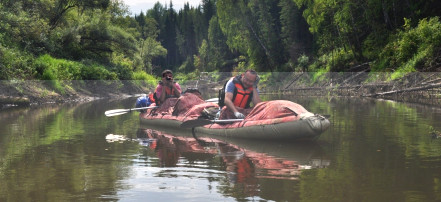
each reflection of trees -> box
[293,97,441,201]
[0,100,141,201]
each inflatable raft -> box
[139,92,330,140]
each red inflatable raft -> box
[139,92,330,140]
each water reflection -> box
[109,128,329,178]
[105,128,329,200]
[2,96,441,201]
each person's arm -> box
[154,84,162,101]
[224,80,238,113]
[225,92,245,119]
[224,92,238,114]
[159,84,167,103]
[172,83,181,97]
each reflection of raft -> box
[139,92,330,141]
[133,128,331,180]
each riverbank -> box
[0,80,152,107]
[275,72,441,106]
[2,72,441,107]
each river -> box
[1,95,441,201]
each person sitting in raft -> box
[154,69,182,105]
[222,69,261,119]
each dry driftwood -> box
[421,78,441,85]
[363,82,441,97]
[0,96,30,106]
[284,73,305,90]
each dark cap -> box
[162,69,173,77]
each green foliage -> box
[233,56,252,73]
[0,46,35,79]
[2,0,441,81]
[178,56,196,73]
[110,62,133,80]
[80,63,118,80]
[256,72,276,89]
[311,68,329,83]
[194,40,209,72]
[297,54,309,72]
[35,54,81,80]
[207,17,232,72]
[34,54,118,81]
[328,49,355,72]
[362,30,389,60]
[0,2,50,54]
[174,69,200,83]
[132,71,158,87]
[375,17,441,76]
[137,37,167,73]
[307,48,354,72]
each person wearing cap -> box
[223,69,261,119]
[154,69,181,105]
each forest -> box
[1,0,441,86]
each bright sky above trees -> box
[122,0,201,14]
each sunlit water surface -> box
[1,95,441,201]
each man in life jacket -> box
[224,69,261,119]
[154,69,181,105]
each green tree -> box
[207,16,233,72]
[279,0,313,69]
[49,0,111,29]
[138,37,167,73]
[217,0,281,71]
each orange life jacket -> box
[148,93,156,103]
[154,82,177,105]
[163,86,176,97]
[232,75,254,108]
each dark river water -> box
[1,95,441,201]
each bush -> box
[81,64,118,80]
[306,48,354,73]
[375,17,441,74]
[34,54,81,80]
[0,46,35,79]
[34,54,118,80]
[132,71,157,87]
[175,70,200,83]
[110,61,133,80]
[297,54,309,72]
[327,48,355,72]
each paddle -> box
[105,106,158,117]
[104,97,217,117]
[205,98,219,103]
[181,118,244,128]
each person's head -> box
[162,69,173,80]
[241,69,258,88]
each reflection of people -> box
[224,70,261,119]
[154,70,181,105]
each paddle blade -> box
[180,119,213,128]
[105,109,129,117]
[205,98,219,103]
[105,106,158,117]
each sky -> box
[121,0,202,15]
